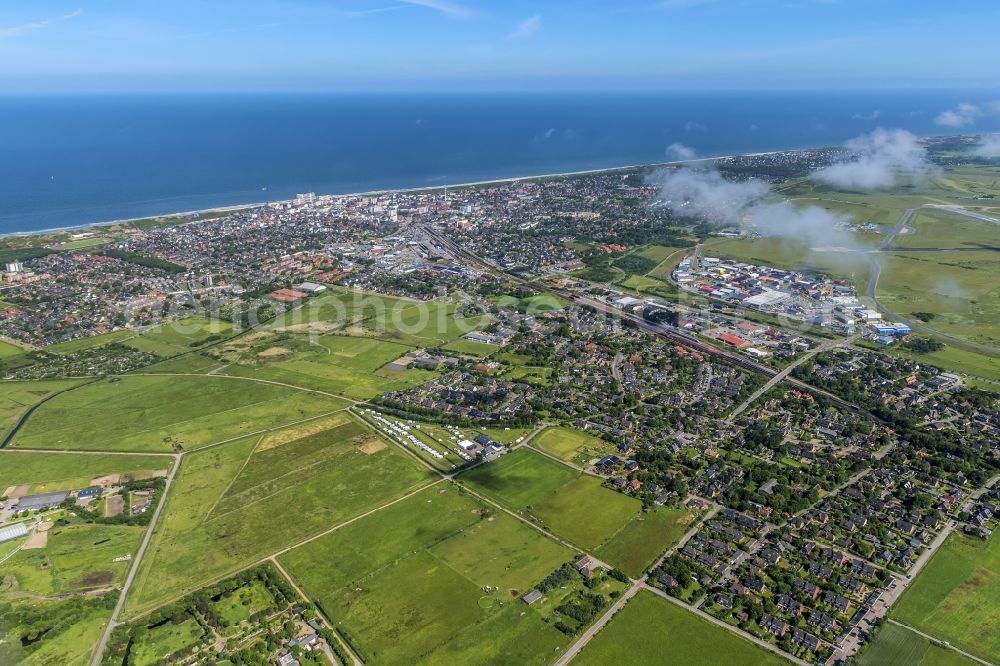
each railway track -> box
[423,225,872,417]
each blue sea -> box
[2,90,999,234]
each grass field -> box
[2,523,145,596]
[532,426,617,466]
[0,379,87,442]
[10,375,347,452]
[0,451,172,493]
[125,317,233,356]
[4,602,113,666]
[280,484,573,665]
[895,208,1000,250]
[594,506,700,578]
[442,338,499,357]
[858,623,976,666]
[212,579,276,628]
[460,449,644,552]
[574,590,788,666]
[45,330,134,354]
[132,351,222,374]
[220,333,437,400]
[0,339,27,358]
[891,532,1000,662]
[130,614,205,666]
[875,250,1000,348]
[124,416,433,616]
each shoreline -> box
[0,151,786,240]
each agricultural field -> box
[124,416,433,616]
[0,450,172,494]
[0,378,87,442]
[891,532,1000,663]
[858,623,976,666]
[131,351,222,374]
[574,590,788,666]
[9,375,347,452]
[460,448,643,552]
[1,523,145,596]
[279,484,573,665]
[532,426,617,467]
[125,316,233,356]
[489,293,567,314]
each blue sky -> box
[1,0,999,92]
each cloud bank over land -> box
[648,159,852,248]
[811,129,938,192]
[975,134,1000,158]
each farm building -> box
[76,486,103,500]
[15,491,69,511]
[0,522,28,544]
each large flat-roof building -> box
[16,491,69,511]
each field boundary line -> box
[201,433,266,523]
[121,476,444,624]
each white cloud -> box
[509,14,541,39]
[975,134,1000,158]
[0,8,82,39]
[812,128,938,192]
[935,101,1000,128]
[648,163,854,247]
[852,110,881,121]
[666,142,697,161]
[398,0,475,19]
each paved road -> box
[727,335,856,422]
[553,583,642,666]
[90,453,182,666]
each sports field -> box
[891,532,1000,662]
[0,379,87,442]
[10,375,347,452]
[574,590,788,666]
[857,623,976,666]
[279,484,573,665]
[124,416,433,616]
[0,450,172,493]
[460,448,644,552]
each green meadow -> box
[280,484,572,665]
[124,417,433,616]
[10,375,347,452]
[2,523,145,596]
[574,590,788,666]
[460,448,648,555]
[532,426,617,467]
[0,451,172,493]
[0,379,88,442]
[892,532,1000,662]
[858,623,976,666]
